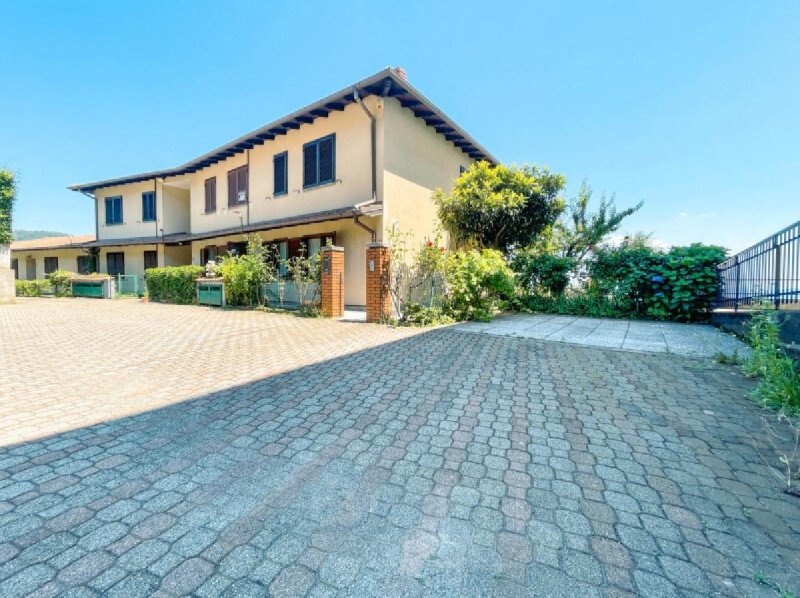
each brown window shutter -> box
[288,238,302,259]
[228,171,236,206]
[240,167,248,201]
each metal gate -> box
[116,274,140,296]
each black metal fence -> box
[716,220,800,310]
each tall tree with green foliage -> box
[555,180,643,261]
[0,170,16,245]
[433,161,565,251]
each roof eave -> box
[68,68,496,194]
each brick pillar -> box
[366,242,391,323]
[320,246,344,318]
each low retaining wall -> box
[0,268,14,303]
[712,310,800,356]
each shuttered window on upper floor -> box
[274,152,288,196]
[303,134,335,189]
[142,191,156,222]
[204,177,217,213]
[105,196,123,225]
[227,165,248,207]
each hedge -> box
[16,279,52,297]
[589,243,726,321]
[144,266,204,304]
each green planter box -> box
[71,278,112,299]
[197,280,225,307]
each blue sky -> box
[0,0,797,253]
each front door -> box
[11,258,18,279]
[107,252,125,276]
[25,258,36,280]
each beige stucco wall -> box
[164,244,192,267]
[9,248,88,279]
[162,184,190,235]
[381,97,474,249]
[189,217,376,306]
[94,180,191,241]
[183,97,381,236]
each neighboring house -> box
[65,67,494,307]
[9,235,96,280]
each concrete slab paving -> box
[455,314,749,358]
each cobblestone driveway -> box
[0,299,423,445]
[1,300,799,596]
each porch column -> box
[366,242,391,322]
[320,246,344,318]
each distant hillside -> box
[12,229,71,241]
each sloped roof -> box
[11,235,95,251]
[69,68,496,193]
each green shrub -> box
[589,243,725,321]
[512,251,575,296]
[219,235,275,306]
[0,170,15,245]
[743,310,800,412]
[402,303,454,326]
[145,265,204,304]
[445,249,515,321]
[47,270,74,297]
[15,279,52,297]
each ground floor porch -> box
[187,216,377,307]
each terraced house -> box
[20,68,494,307]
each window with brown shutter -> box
[144,250,158,270]
[228,165,248,207]
[44,257,58,275]
[204,177,216,213]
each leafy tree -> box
[0,170,16,245]
[554,180,643,261]
[433,162,565,251]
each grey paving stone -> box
[0,304,796,597]
[160,557,214,594]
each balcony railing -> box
[716,220,800,311]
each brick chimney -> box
[393,66,407,80]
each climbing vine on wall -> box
[0,170,15,245]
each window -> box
[227,165,248,206]
[142,191,156,222]
[77,255,92,275]
[273,152,288,196]
[44,257,58,275]
[303,134,335,188]
[105,196,123,225]
[227,241,247,256]
[200,245,219,265]
[204,177,217,213]
[460,165,468,175]
[107,252,125,276]
[144,250,158,270]
[11,258,18,279]
[266,233,335,278]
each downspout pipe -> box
[352,87,377,201]
[80,190,98,242]
[353,215,376,242]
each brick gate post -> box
[366,242,391,323]
[320,246,344,318]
